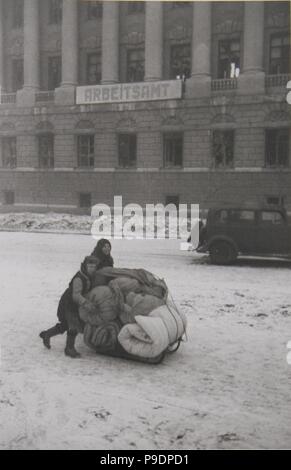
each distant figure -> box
[187,219,205,246]
[91,238,114,269]
[39,256,99,358]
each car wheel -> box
[209,240,237,265]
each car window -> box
[214,210,228,223]
[229,210,255,223]
[261,211,284,225]
[214,209,255,224]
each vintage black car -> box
[195,206,291,265]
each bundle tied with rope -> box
[79,267,187,363]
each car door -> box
[226,209,257,253]
[256,210,290,254]
[207,209,229,240]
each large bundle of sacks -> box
[79,268,187,363]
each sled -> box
[95,342,166,365]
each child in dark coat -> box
[39,256,99,358]
[91,238,114,269]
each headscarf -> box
[91,239,114,269]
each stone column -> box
[238,2,265,95]
[55,0,79,105]
[145,1,163,81]
[101,1,119,84]
[187,1,211,98]
[17,0,40,106]
[0,0,4,93]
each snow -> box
[0,212,93,234]
[0,211,194,240]
[0,231,291,450]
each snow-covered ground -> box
[0,231,291,450]
[0,211,194,238]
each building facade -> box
[0,0,290,213]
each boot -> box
[65,331,81,358]
[39,324,64,350]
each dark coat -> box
[57,268,93,332]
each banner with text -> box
[76,80,182,105]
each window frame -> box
[11,58,24,92]
[1,137,17,169]
[265,195,285,207]
[3,190,15,205]
[212,129,235,169]
[38,134,55,169]
[86,52,102,85]
[269,32,290,75]
[118,133,137,168]
[79,192,92,209]
[77,134,95,169]
[217,37,241,79]
[169,43,191,80]
[265,128,289,168]
[48,55,62,90]
[126,48,145,83]
[163,132,184,168]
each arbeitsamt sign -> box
[76,80,182,105]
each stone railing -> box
[0,93,17,105]
[35,91,55,103]
[211,78,238,92]
[265,74,291,88]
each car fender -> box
[207,235,239,254]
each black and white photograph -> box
[0,0,291,452]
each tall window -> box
[218,39,240,78]
[12,59,24,92]
[127,2,145,14]
[87,1,103,20]
[170,44,191,79]
[265,129,289,167]
[39,134,54,169]
[87,53,101,84]
[12,0,23,28]
[163,133,183,168]
[265,195,285,207]
[77,135,95,168]
[1,137,17,168]
[3,191,15,205]
[212,130,234,168]
[269,34,290,74]
[165,195,180,208]
[126,49,145,82]
[48,56,62,90]
[79,193,92,208]
[118,134,137,168]
[49,0,62,25]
